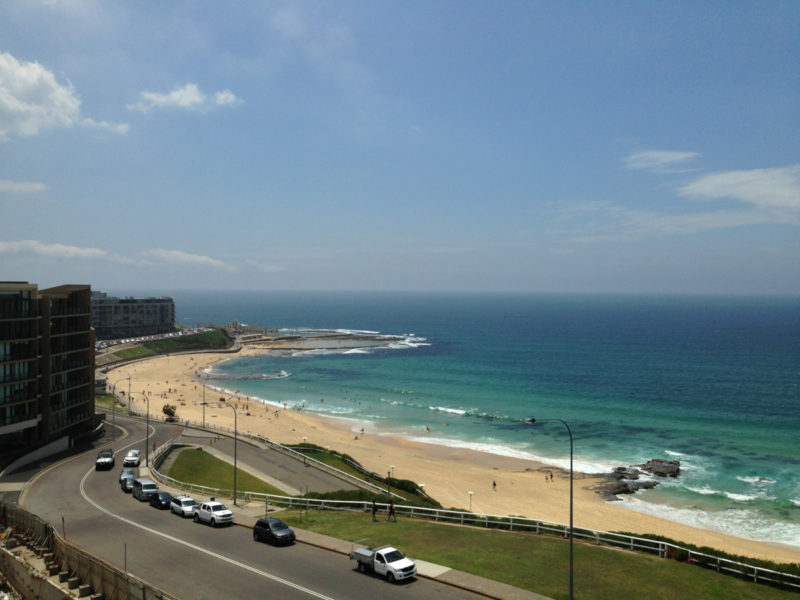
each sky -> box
[1,1,798,295]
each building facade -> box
[91,292,175,340]
[0,282,95,453]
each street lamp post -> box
[144,393,151,467]
[202,384,206,428]
[468,490,473,512]
[528,417,574,600]
[225,402,238,506]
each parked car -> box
[192,499,233,527]
[349,544,417,583]
[253,518,295,545]
[123,449,140,467]
[118,467,135,482]
[170,495,198,518]
[120,474,135,493]
[132,478,158,501]
[149,491,173,510]
[95,449,115,470]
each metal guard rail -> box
[139,417,800,592]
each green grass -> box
[167,447,287,496]
[279,510,797,600]
[143,329,233,353]
[115,346,155,359]
[287,444,438,506]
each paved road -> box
[172,428,362,495]
[20,415,487,600]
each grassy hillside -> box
[142,328,233,353]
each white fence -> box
[139,414,800,593]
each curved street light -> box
[224,401,238,506]
[528,417,574,600]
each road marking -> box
[79,468,337,600]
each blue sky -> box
[1,1,798,294]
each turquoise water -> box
[170,291,800,546]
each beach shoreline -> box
[104,346,800,565]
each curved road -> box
[21,415,481,600]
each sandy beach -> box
[105,348,800,565]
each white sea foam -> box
[401,434,616,474]
[664,449,686,457]
[736,475,775,485]
[620,496,800,547]
[429,406,468,416]
[686,485,719,496]
[791,499,800,508]
[724,492,760,502]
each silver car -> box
[123,449,140,467]
[170,495,198,517]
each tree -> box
[162,403,177,418]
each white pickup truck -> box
[192,499,234,527]
[349,541,417,583]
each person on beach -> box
[493,480,496,491]
[387,502,397,522]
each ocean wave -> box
[664,449,686,457]
[686,485,719,496]
[791,499,800,508]
[620,496,800,546]
[429,406,468,416]
[724,492,761,502]
[736,475,775,485]
[401,434,616,474]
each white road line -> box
[79,460,337,599]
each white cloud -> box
[213,89,238,106]
[0,52,129,140]
[560,163,800,243]
[127,83,240,112]
[679,165,800,223]
[143,248,234,270]
[0,179,47,193]
[0,239,134,262]
[624,150,699,173]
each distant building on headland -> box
[91,292,175,340]
[0,282,96,455]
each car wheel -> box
[193,513,199,522]
[211,518,216,528]
[358,562,366,573]
[387,572,395,583]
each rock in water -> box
[640,459,680,477]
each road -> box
[21,415,482,600]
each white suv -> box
[170,495,198,518]
[192,500,233,527]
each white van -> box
[132,478,158,502]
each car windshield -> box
[211,505,228,511]
[384,550,405,562]
[181,499,196,506]
[271,520,289,530]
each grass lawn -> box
[143,328,232,353]
[114,346,155,360]
[167,447,287,496]
[279,510,797,600]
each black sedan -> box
[149,491,173,510]
[253,518,295,545]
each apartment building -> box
[91,292,175,340]
[0,282,95,453]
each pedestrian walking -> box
[372,500,378,521]
[387,502,397,522]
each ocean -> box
[167,291,799,548]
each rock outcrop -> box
[594,458,680,501]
